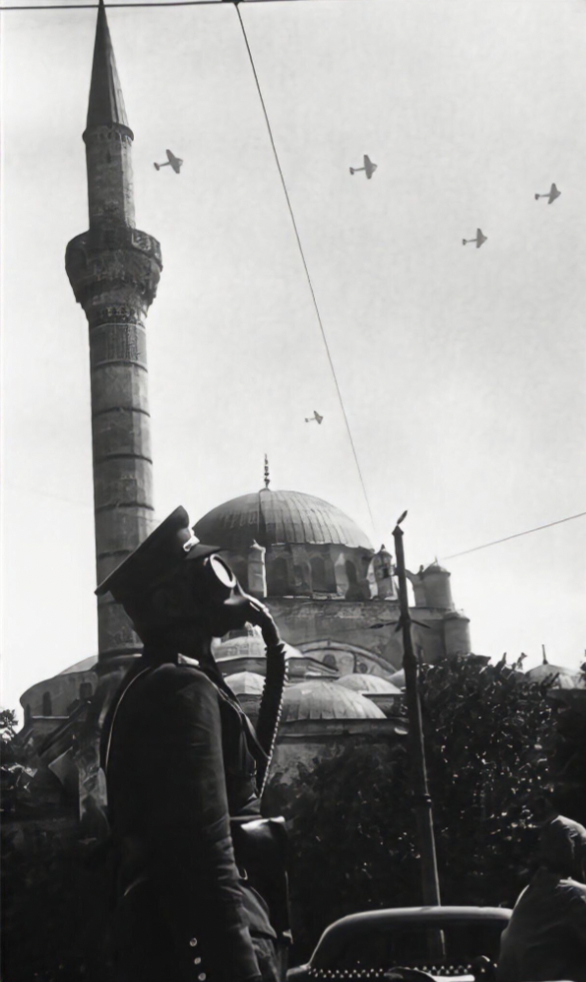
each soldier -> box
[497,814,586,981]
[97,507,290,982]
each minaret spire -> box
[66,2,162,664]
[86,0,131,134]
[263,454,271,490]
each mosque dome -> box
[193,488,372,553]
[337,674,401,694]
[281,681,385,722]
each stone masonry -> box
[66,1,162,661]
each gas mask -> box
[187,553,256,637]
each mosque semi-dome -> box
[193,488,373,552]
[388,669,405,688]
[224,671,266,695]
[336,674,401,695]
[281,681,385,722]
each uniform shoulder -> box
[563,876,586,903]
[140,661,219,701]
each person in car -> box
[496,814,586,982]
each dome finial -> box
[263,454,271,490]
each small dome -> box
[225,671,265,695]
[526,664,581,689]
[337,674,401,694]
[422,562,450,576]
[388,669,405,688]
[194,489,372,552]
[281,681,385,722]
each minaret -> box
[66,0,162,664]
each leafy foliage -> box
[1,710,112,981]
[1,710,22,770]
[419,658,554,905]
[2,822,113,982]
[1,709,19,743]
[270,739,420,960]
[547,690,586,825]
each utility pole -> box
[393,513,445,961]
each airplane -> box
[462,228,487,248]
[154,149,183,174]
[535,183,560,204]
[349,155,377,180]
[305,411,324,425]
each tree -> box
[419,658,554,906]
[547,688,586,825]
[1,709,29,807]
[1,708,18,736]
[271,659,556,961]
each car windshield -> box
[316,920,507,970]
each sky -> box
[1,0,585,718]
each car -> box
[287,906,513,982]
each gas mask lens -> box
[205,555,237,597]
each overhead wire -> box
[234,3,379,539]
[441,510,586,561]
[1,2,221,7]
[4,482,94,509]
[0,0,359,11]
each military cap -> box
[95,506,220,603]
[540,815,586,878]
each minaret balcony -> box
[65,227,162,311]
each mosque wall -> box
[20,672,98,722]
[267,719,407,791]
[268,598,455,671]
[84,124,135,228]
[262,544,372,600]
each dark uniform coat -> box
[496,869,586,982]
[103,654,282,982]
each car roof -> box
[311,907,511,965]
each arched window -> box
[267,557,289,596]
[42,692,52,716]
[311,556,327,593]
[293,564,311,595]
[80,682,93,701]
[345,560,357,584]
[344,559,365,600]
